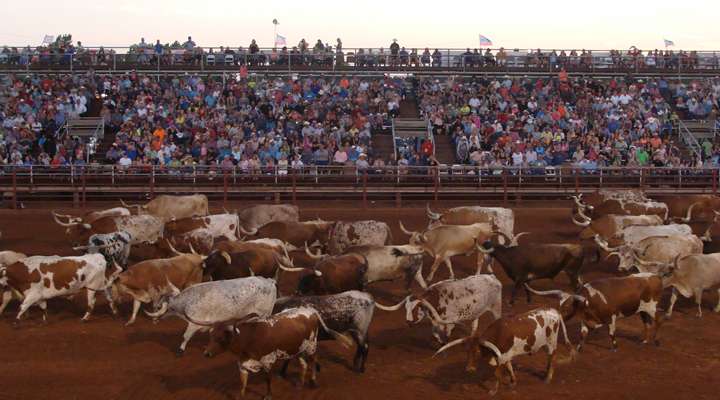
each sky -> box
[2,0,718,51]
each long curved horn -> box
[166,239,186,256]
[577,207,592,222]
[475,239,494,254]
[572,214,591,227]
[238,225,258,236]
[679,202,700,223]
[220,251,232,265]
[426,204,441,221]
[606,251,620,260]
[375,296,410,311]
[512,232,530,245]
[433,337,470,358]
[52,211,78,227]
[524,284,568,299]
[119,199,142,214]
[188,242,198,255]
[480,340,503,361]
[398,221,415,236]
[593,235,619,252]
[144,301,169,318]
[304,243,324,260]
[572,195,587,210]
[419,299,455,324]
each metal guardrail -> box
[1,47,719,75]
[677,120,703,159]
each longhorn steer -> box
[242,220,333,248]
[296,253,369,295]
[73,231,133,268]
[572,190,649,212]
[480,233,587,304]
[236,204,300,232]
[121,194,209,222]
[202,246,313,282]
[672,202,720,241]
[273,291,376,372]
[658,253,720,318]
[664,194,720,220]
[164,213,241,241]
[399,221,499,282]
[203,307,351,399]
[527,273,664,351]
[343,245,427,289]
[327,220,393,255]
[112,248,206,325]
[434,307,573,395]
[608,234,704,273]
[52,207,131,225]
[144,276,277,355]
[0,254,121,321]
[594,223,693,251]
[426,205,514,238]
[53,213,164,246]
[376,274,502,344]
[572,214,664,240]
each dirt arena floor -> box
[1,200,719,400]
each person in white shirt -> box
[511,149,524,167]
[118,153,132,169]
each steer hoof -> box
[175,349,185,357]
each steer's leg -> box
[82,290,97,321]
[297,357,308,387]
[126,299,142,326]
[488,365,503,396]
[505,362,517,387]
[545,350,556,383]
[177,322,204,355]
[471,319,479,336]
[608,315,618,351]
[426,256,443,282]
[308,352,319,388]
[104,287,118,315]
[695,289,704,318]
[666,288,678,318]
[0,290,13,315]
[264,369,273,400]
[238,365,249,398]
[714,289,720,313]
[16,294,40,322]
[444,257,455,280]
[577,322,589,352]
[38,301,48,323]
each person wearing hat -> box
[356,152,369,171]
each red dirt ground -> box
[1,200,719,400]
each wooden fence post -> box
[11,169,17,210]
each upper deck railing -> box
[1,46,719,75]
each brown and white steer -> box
[575,199,668,220]
[426,204,514,238]
[327,220,393,255]
[237,204,300,232]
[572,190,649,212]
[164,212,241,241]
[656,253,720,318]
[572,214,664,240]
[664,194,720,220]
[376,274,502,344]
[53,213,164,247]
[0,254,121,321]
[526,273,664,351]
[594,223,693,251]
[202,246,312,282]
[242,220,334,248]
[203,307,351,399]
[121,194,209,222]
[52,207,131,225]
[0,251,27,267]
[399,221,498,282]
[434,307,573,395]
[112,249,206,325]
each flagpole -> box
[272,19,279,48]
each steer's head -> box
[204,324,234,358]
[524,284,587,320]
[52,211,93,245]
[606,245,636,271]
[398,221,427,246]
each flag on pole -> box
[41,35,55,45]
[478,34,493,47]
[663,38,675,47]
[275,34,287,47]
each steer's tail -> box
[314,311,353,349]
[556,315,577,364]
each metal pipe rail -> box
[1,165,717,207]
[1,46,719,76]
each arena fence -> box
[1,47,719,76]
[1,165,717,208]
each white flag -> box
[478,34,493,47]
[663,38,675,47]
[41,35,55,45]
[275,34,287,47]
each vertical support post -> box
[362,172,368,210]
[150,166,155,199]
[291,171,297,205]
[395,192,401,208]
[274,192,280,204]
[223,171,228,208]
[11,169,17,210]
[502,171,508,206]
[713,169,718,195]
[82,168,87,208]
[575,170,579,195]
[433,167,439,203]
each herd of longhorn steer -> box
[1,190,720,398]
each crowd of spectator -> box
[1,68,719,174]
[0,71,404,173]
[2,35,720,71]
[418,76,720,170]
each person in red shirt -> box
[421,139,434,157]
